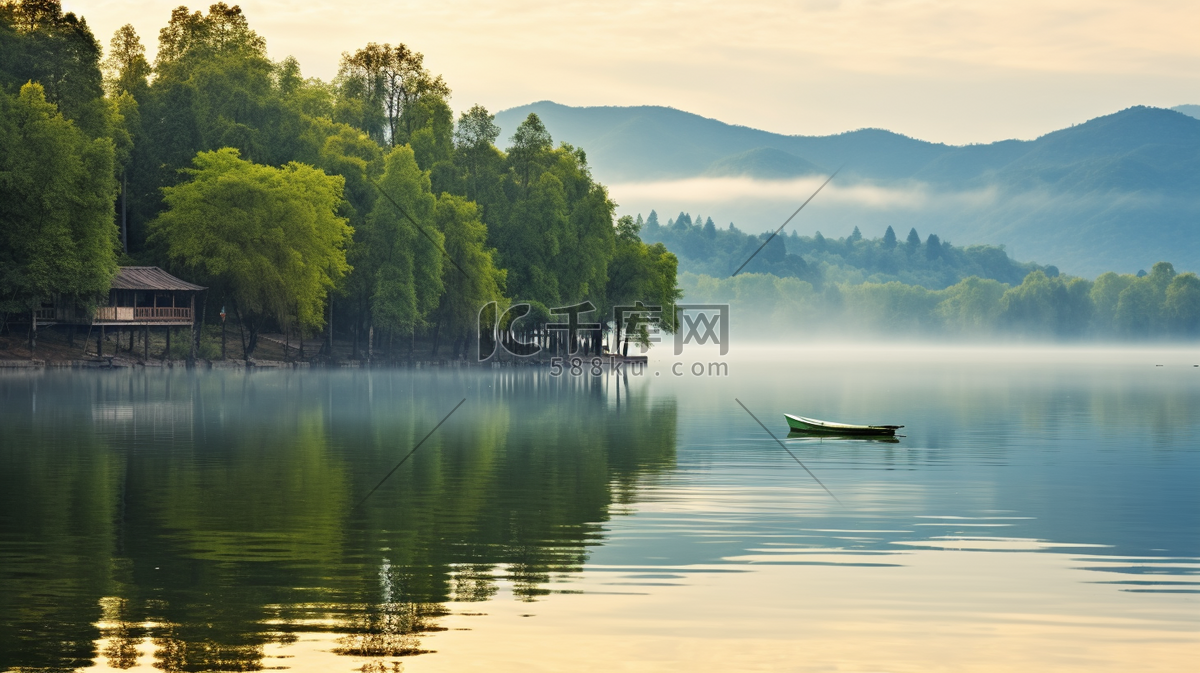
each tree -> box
[905,227,920,251]
[0,0,108,137]
[882,225,897,249]
[430,194,506,356]
[1089,271,1134,334]
[1165,272,1200,335]
[101,23,149,97]
[0,83,118,329]
[150,148,351,356]
[1000,270,1092,337]
[335,41,449,147]
[507,113,552,194]
[925,233,941,260]
[356,145,443,339]
[936,276,1005,332]
[606,215,681,351]
[850,226,862,242]
[454,104,500,202]
[154,3,266,71]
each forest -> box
[1,1,1196,360]
[0,1,679,359]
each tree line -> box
[683,261,1200,339]
[0,1,680,359]
[640,211,1051,289]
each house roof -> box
[111,267,206,292]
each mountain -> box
[495,102,1200,276]
[704,147,823,179]
[1173,104,1200,120]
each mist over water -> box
[1,345,1197,671]
[610,176,1199,276]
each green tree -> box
[454,104,501,202]
[1164,272,1200,336]
[1000,270,1092,337]
[925,233,941,260]
[1089,271,1134,334]
[936,276,1006,333]
[0,0,108,137]
[357,145,443,339]
[1113,262,1175,337]
[150,147,351,355]
[882,225,897,249]
[335,41,449,148]
[606,215,681,349]
[430,194,506,356]
[905,227,920,251]
[0,82,118,327]
[101,23,150,97]
[508,113,552,195]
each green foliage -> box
[1165,272,1200,335]
[681,262,1195,340]
[334,41,449,147]
[356,146,443,334]
[642,216,1043,289]
[3,5,677,357]
[999,270,1092,336]
[150,148,351,352]
[0,0,108,137]
[432,194,506,351]
[0,82,117,315]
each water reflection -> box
[0,369,676,672]
[0,351,1197,672]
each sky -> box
[63,0,1200,145]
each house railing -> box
[93,307,191,322]
[134,307,191,320]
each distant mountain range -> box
[495,102,1200,277]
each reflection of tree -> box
[0,369,678,668]
[99,597,142,669]
[334,558,445,657]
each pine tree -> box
[906,227,921,250]
[883,225,897,249]
[925,233,941,260]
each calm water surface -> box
[1,346,1198,672]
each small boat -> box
[784,414,903,437]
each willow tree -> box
[150,147,351,356]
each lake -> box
[2,346,1198,672]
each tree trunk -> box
[233,301,248,360]
[431,317,442,356]
[326,295,334,359]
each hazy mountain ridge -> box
[497,102,1200,190]
[495,102,1200,275]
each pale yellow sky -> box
[64,0,1200,144]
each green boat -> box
[784,414,903,437]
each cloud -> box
[609,177,998,211]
